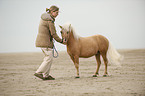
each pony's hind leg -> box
[101,53,109,77]
[93,52,101,77]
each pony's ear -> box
[69,24,71,32]
[59,25,63,29]
[69,24,71,28]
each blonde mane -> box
[62,23,80,40]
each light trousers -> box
[36,48,53,77]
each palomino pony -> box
[59,24,123,78]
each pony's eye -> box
[60,31,62,34]
[67,32,69,34]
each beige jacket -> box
[35,13,62,48]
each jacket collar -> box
[41,12,55,22]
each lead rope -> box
[52,40,59,58]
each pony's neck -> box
[67,32,76,46]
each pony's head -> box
[59,24,72,43]
[59,23,79,43]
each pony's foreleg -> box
[73,56,80,78]
[93,53,101,77]
[70,55,80,78]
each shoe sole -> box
[34,73,45,80]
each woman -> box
[34,5,64,80]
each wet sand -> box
[0,49,145,96]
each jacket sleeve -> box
[48,21,63,43]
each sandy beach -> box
[0,49,145,96]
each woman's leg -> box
[35,48,53,77]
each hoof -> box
[103,74,108,77]
[93,75,97,77]
[75,76,80,78]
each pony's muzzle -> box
[63,38,67,43]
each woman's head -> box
[46,5,59,18]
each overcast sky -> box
[0,0,145,53]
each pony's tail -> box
[107,42,124,67]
